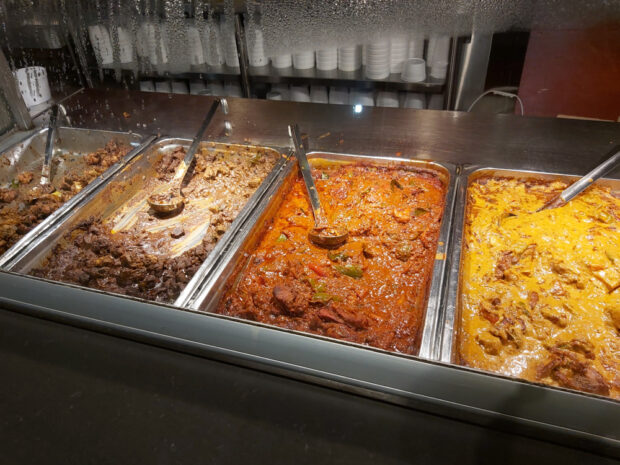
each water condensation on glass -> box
[259,0,620,56]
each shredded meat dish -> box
[31,145,279,303]
[215,161,447,354]
[0,141,130,256]
[459,177,620,398]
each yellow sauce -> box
[459,177,620,398]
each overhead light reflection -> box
[353,104,363,114]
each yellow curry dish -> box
[458,176,620,399]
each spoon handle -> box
[173,98,223,181]
[559,145,620,204]
[289,123,326,227]
[41,105,59,185]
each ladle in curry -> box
[537,145,620,211]
[288,123,348,248]
[147,98,226,214]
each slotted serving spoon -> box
[289,123,348,248]
[537,145,620,211]
[147,98,227,214]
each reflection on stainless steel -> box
[0,127,149,268]
[440,166,620,389]
[184,151,456,361]
[6,137,286,307]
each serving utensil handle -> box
[289,124,327,227]
[559,145,620,204]
[41,104,59,184]
[174,98,224,181]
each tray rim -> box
[0,127,153,269]
[439,164,620,403]
[183,150,458,361]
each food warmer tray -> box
[183,151,457,360]
[0,127,154,268]
[440,166,620,396]
[4,137,288,308]
[0,163,618,456]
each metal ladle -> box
[147,98,227,214]
[537,145,620,211]
[289,123,348,248]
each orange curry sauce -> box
[216,160,446,354]
[459,177,620,398]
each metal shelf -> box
[94,66,242,83]
[248,64,446,93]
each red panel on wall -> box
[518,24,620,120]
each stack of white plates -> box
[186,22,206,66]
[139,80,155,92]
[171,80,189,94]
[389,36,408,74]
[376,91,399,107]
[271,84,290,100]
[290,85,311,102]
[266,91,283,100]
[402,92,425,109]
[203,18,225,66]
[272,54,292,68]
[427,34,450,80]
[401,58,426,83]
[338,45,362,72]
[408,33,425,59]
[310,85,328,103]
[220,18,239,68]
[189,80,206,95]
[207,81,225,96]
[247,28,269,67]
[155,80,172,93]
[329,86,349,105]
[293,51,315,70]
[349,89,374,106]
[316,48,337,71]
[224,81,243,97]
[365,40,390,80]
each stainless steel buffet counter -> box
[1,89,619,459]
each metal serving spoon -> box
[147,98,226,214]
[538,145,620,211]
[289,123,348,248]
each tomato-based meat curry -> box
[216,160,447,354]
[459,176,620,398]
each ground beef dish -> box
[459,176,620,398]
[0,141,130,255]
[31,145,279,303]
[215,161,447,354]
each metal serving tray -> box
[440,166,620,400]
[184,152,457,360]
[0,127,151,267]
[5,137,286,307]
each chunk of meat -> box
[490,316,526,348]
[0,188,18,203]
[84,152,101,165]
[494,251,519,279]
[273,284,307,316]
[540,305,568,328]
[537,349,609,396]
[553,339,595,359]
[528,291,539,309]
[17,171,34,184]
[477,331,502,355]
